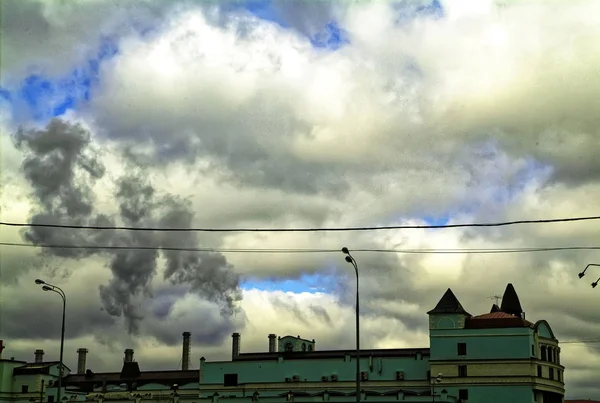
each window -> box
[531,345,535,356]
[308,345,313,351]
[557,371,561,382]
[549,368,554,380]
[284,342,294,352]
[458,365,467,377]
[301,343,306,351]
[541,346,547,361]
[224,374,238,387]
[457,343,467,356]
[48,396,55,403]
[458,389,469,400]
[21,385,29,393]
[537,365,542,377]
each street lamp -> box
[432,373,442,402]
[341,247,360,403]
[35,279,66,403]
[578,264,600,288]
[578,264,600,279]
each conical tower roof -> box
[500,283,523,316]
[427,288,471,316]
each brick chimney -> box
[124,349,134,363]
[268,334,277,353]
[77,348,88,374]
[231,333,240,360]
[182,332,191,371]
[34,349,44,363]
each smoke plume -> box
[13,119,114,258]
[15,118,243,334]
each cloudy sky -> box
[1,0,600,398]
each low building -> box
[1,283,565,403]
[0,345,78,403]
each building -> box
[1,283,565,403]
[0,344,78,403]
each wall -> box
[201,355,430,385]
[430,327,533,360]
[442,385,534,403]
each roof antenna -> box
[487,295,502,305]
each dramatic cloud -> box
[12,119,242,334]
[1,0,600,399]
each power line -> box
[1,214,600,233]
[1,241,600,254]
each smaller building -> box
[0,344,78,403]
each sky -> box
[1,0,600,398]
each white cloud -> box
[2,0,600,398]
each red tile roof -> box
[465,311,534,329]
[471,312,520,320]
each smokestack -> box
[34,349,44,363]
[232,333,240,360]
[124,349,134,363]
[77,348,88,374]
[268,334,277,353]
[182,332,191,371]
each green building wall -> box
[201,355,430,385]
[429,327,534,360]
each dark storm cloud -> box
[13,119,243,336]
[93,90,350,196]
[1,287,115,340]
[98,172,243,334]
[157,196,243,316]
[13,119,115,258]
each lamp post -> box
[35,279,66,403]
[578,264,600,288]
[432,373,442,402]
[341,247,360,403]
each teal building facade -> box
[0,283,564,403]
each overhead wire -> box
[1,241,600,254]
[1,214,600,233]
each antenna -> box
[487,295,502,305]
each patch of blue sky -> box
[0,88,11,102]
[310,21,349,50]
[6,37,120,123]
[224,0,348,50]
[393,0,444,25]
[237,0,286,26]
[422,214,452,226]
[242,271,341,294]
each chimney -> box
[34,349,44,363]
[182,332,191,371]
[231,333,240,360]
[77,348,88,374]
[124,349,134,363]
[268,334,277,353]
[0,340,5,358]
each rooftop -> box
[427,288,471,316]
